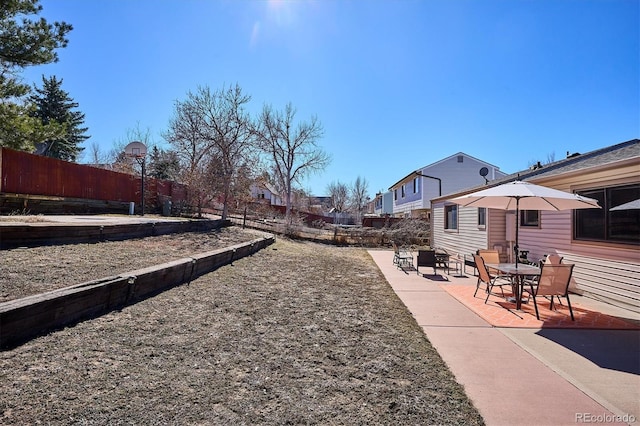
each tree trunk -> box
[285,179,292,224]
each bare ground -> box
[0,227,484,425]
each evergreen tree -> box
[0,0,72,151]
[29,75,89,161]
[147,145,180,180]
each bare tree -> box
[327,180,348,213]
[195,84,256,219]
[87,141,108,166]
[165,84,256,219]
[349,175,370,223]
[546,151,556,164]
[528,151,556,169]
[164,97,215,215]
[253,102,331,223]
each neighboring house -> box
[373,191,394,215]
[389,152,506,218]
[431,138,640,312]
[307,196,333,211]
[250,180,284,206]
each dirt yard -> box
[0,227,484,425]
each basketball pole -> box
[139,156,145,216]
[124,141,147,216]
[131,155,146,215]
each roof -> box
[254,179,281,196]
[418,151,504,171]
[432,138,640,201]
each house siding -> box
[433,202,490,257]
[487,209,508,260]
[394,199,424,217]
[374,191,394,215]
[432,142,640,312]
[519,161,640,311]
[424,159,499,202]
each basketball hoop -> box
[123,141,147,216]
[124,141,147,160]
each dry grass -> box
[0,227,259,301]
[0,228,484,425]
[0,214,50,223]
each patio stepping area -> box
[443,284,640,330]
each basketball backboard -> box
[124,141,147,159]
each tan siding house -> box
[431,139,640,312]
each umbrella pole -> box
[514,198,520,268]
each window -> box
[457,155,464,163]
[394,189,397,201]
[478,207,486,227]
[445,204,458,230]
[575,183,639,244]
[520,210,539,227]
[413,177,420,193]
[401,185,405,198]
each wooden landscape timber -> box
[0,218,230,249]
[0,193,133,215]
[0,235,275,349]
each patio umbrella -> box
[610,198,640,211]
[449,180,601,267]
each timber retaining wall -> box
[0,219,229,249]
[0,235,275,348]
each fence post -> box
[243,207,247,229]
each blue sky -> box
[24,0,639,196]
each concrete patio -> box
[369,249,640,426]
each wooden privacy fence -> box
[0,235,275,349]
[0,147,188,214]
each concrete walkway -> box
[368,249,640,426]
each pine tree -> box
[29,75,89,161]
[0,0,72,151]
[147,145,180,180]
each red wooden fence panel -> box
[0,147,187,208]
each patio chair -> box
[524,263,575,320]
[526,253,565,303]
[473,254,513,303]
[477,249,501,274]
[478,249,510,281]
[392,241,414,269]
[416,249,437,275]
[544,254,564,265]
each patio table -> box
[444,254,465,276]
[485,263,541,310]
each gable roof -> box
[433,138,640,201]
[419,151,504,171]
[254,179,281,196]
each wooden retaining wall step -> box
[0,219,229,249]
[0,235,275,349]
